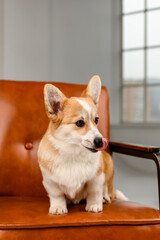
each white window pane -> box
[123,50,144,84]
[123,14,144,49]
[147,10,160,46]
[147,48,160,83]
[147,87,160,122]
[123,87,144,122]
[123,0,144,13]
[147,0,160,9]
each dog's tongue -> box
[95,138,108,151]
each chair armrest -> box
[109,141,160,154]
[109,141,160,212]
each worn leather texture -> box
[0,80,160,239]
[0,197,160,229]
[0,197,160,240]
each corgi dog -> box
[38,75,127,215]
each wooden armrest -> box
[109,141,160,154]
[109,141,160,212]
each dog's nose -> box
[94,137,103,148]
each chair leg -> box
[152,153,160,212]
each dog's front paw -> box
[49,206,68,215]
[85,204,102,213]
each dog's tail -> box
[115,189,128,201]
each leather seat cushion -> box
[0,197,160,230]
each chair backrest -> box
[0,80,110,197]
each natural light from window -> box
[122,0,160,123]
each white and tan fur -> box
[38,75,128,215]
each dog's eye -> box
[75,120,85,127]
[95,117,99,124]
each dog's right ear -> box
[44,84,66,120]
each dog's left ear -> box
[81,75,101,105]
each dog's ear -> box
[44,84,66,120]
[81,75,101,105]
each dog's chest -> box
[51,152,100,190]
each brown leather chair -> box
[0,80,160,240]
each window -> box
[121,0,160,123]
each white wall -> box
[51,0,112,87]
[110,0,121,124]
[0,0,114,84]
[1,0,51,81]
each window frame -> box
[121,0,160,124]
